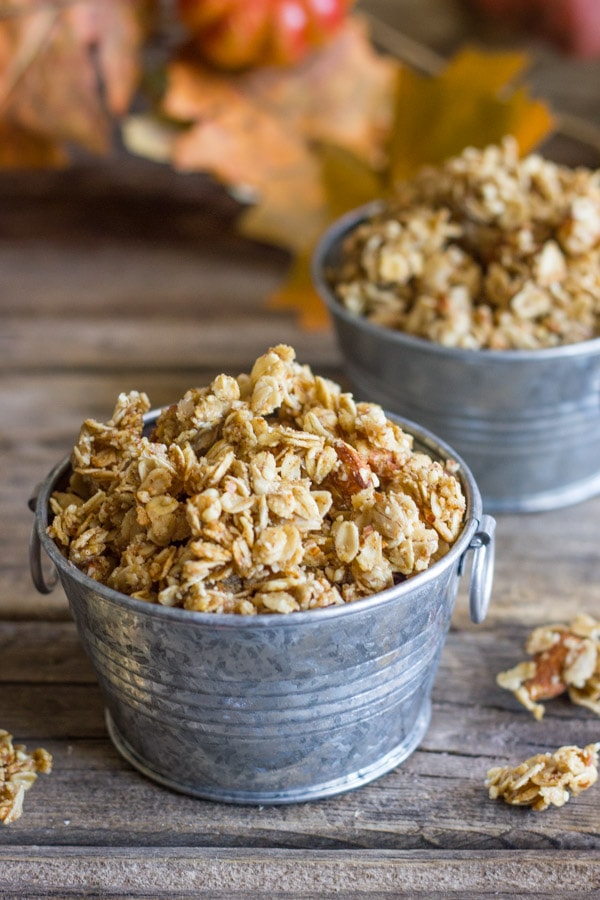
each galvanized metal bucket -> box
[30,411,495,805]
[313,203,600,514]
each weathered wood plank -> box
[0,237,286,318]
[1,316,340,374]
[0,622,95,683]
[1,734,599,852]
[1,847,600,897]
[1,622,599,855]
[0,159,288,321]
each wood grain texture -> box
[2,847,600,898]
[2,1,600,894]
[2,621,600,862]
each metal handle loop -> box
[28,488,59,595]
[466,514,496,624]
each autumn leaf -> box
[267,252,325,329]
[237,16,395,168]
[0,119,67,167]
[150,14,395,328]
[317,142,384,218]
[163,59,315,193]
[266,145,384,329]
[388,46,556,183]
[144,15,396,254]
[70,0,145,118]
[0,0,144,163]
[161,14,396,160]
[125,16,556,331]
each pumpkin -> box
[177,0,353,69]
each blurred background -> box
[2,0,599,333]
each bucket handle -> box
[28,486,59,595]
[461,514,496,625]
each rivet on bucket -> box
[29,413,495,804]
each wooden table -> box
[2,2,600,895]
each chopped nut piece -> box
[331,139,600,350]
[486,743,600,811]
[497,614,600,719]
[49,346,466,614]
[0,730,52,825]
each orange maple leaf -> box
[388,46,555,184]
[164,58,316,197]
[0,0,144,162]
[237,16,395,168]
[267,144,385,329]
[0,119,67,167]
[158,15,397,255]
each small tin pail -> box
[30,411,495,805]
[313,203,600,514]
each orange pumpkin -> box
[177,0,353,69]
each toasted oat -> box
[330,138,600,350]
[496,614,600,719]
[48,346,466,614]
[0,730,52,825]
[486,743,600,811]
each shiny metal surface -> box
[30,414,494,804]
[312,204,600,513]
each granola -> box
[486,743,600,811]
[496,614,600,719]
[48,345,466,614]
[330,138,600,350]
[0,730,52,825]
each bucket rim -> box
[312,200,600,365]
[34,409,483,629]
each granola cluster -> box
[330,138,600,350]
[486,743,599,811]
[497,614,600,720]
[0,730,52,825]
[48,346,466,614]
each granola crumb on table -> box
[0,730,52,825]
[496,613,600,720]
[48,345,466,614]
[330,137,600,350]
[486,743,600,811]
